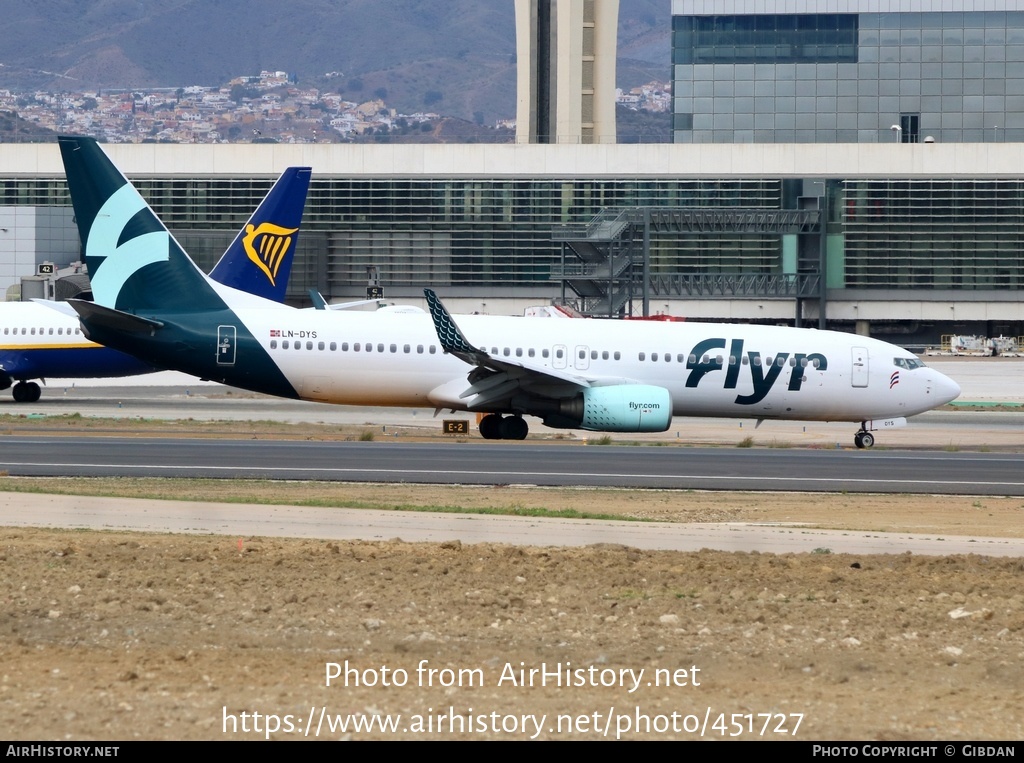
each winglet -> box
[423,288,482,360]
[308,289,328,309]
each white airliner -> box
[60,135,961,448]
[0,165,311,402]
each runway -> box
[2,436,1024,495]
[0,360,1021,555]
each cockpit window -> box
[894,357,926,370]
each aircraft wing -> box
[424,288,596,410]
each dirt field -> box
[2,481,1023,741]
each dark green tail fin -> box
[58,135,226,314]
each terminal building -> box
[1,0,1022,348]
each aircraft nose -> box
[933,370,961,406]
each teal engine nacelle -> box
[541,384,672,432]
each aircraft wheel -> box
[13,383,31,403]
[14,382,41,403]
[854,431,874,449]
[479,414,503,440]
[500,416,529,441]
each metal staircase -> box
[552,206,822,317]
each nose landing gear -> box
[854,429,874,449]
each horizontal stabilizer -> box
[68,299,164,334]
[31,299,78,317]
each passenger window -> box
[528,348,535,357]
[429,345,436,354]
[417,345,424,354]
[306,341,313,350]
[614,351,620,360]
[652,353,659,361]
[354,343,360,351]
[330,342,337,351]
[602,351,609,360]
[517,348,523,357]
[542,349,549,358]
[556,348,564,358]
[639,352,646,361]
[404,344,410,353]
[390,344,397,353]
[377,343,384,353]
[812,358,821,369]
[318,341,325,350]
[270,340,278,349]
[753,356,762,366]
[283,340,290,349]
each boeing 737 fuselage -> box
[72,289,960,448]
[59,135,961,448]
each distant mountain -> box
[1,0,669,124]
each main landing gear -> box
[479,413,529,440]
[12,381,41,403]
[853,428,875,450]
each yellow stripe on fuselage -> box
[0,341,101,351]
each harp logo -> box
[242,222,298,286]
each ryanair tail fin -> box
[209,167,311,302]
[58,135,226,314]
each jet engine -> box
[540,384,672,432]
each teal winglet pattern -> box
[424,288,477,356]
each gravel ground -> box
[2,488,1023,741]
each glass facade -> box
[3,167,1024,306]
[672,7,1024,143]
[0,175,781,298]
[842,179,1024,289]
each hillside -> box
[1,0,669,124]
